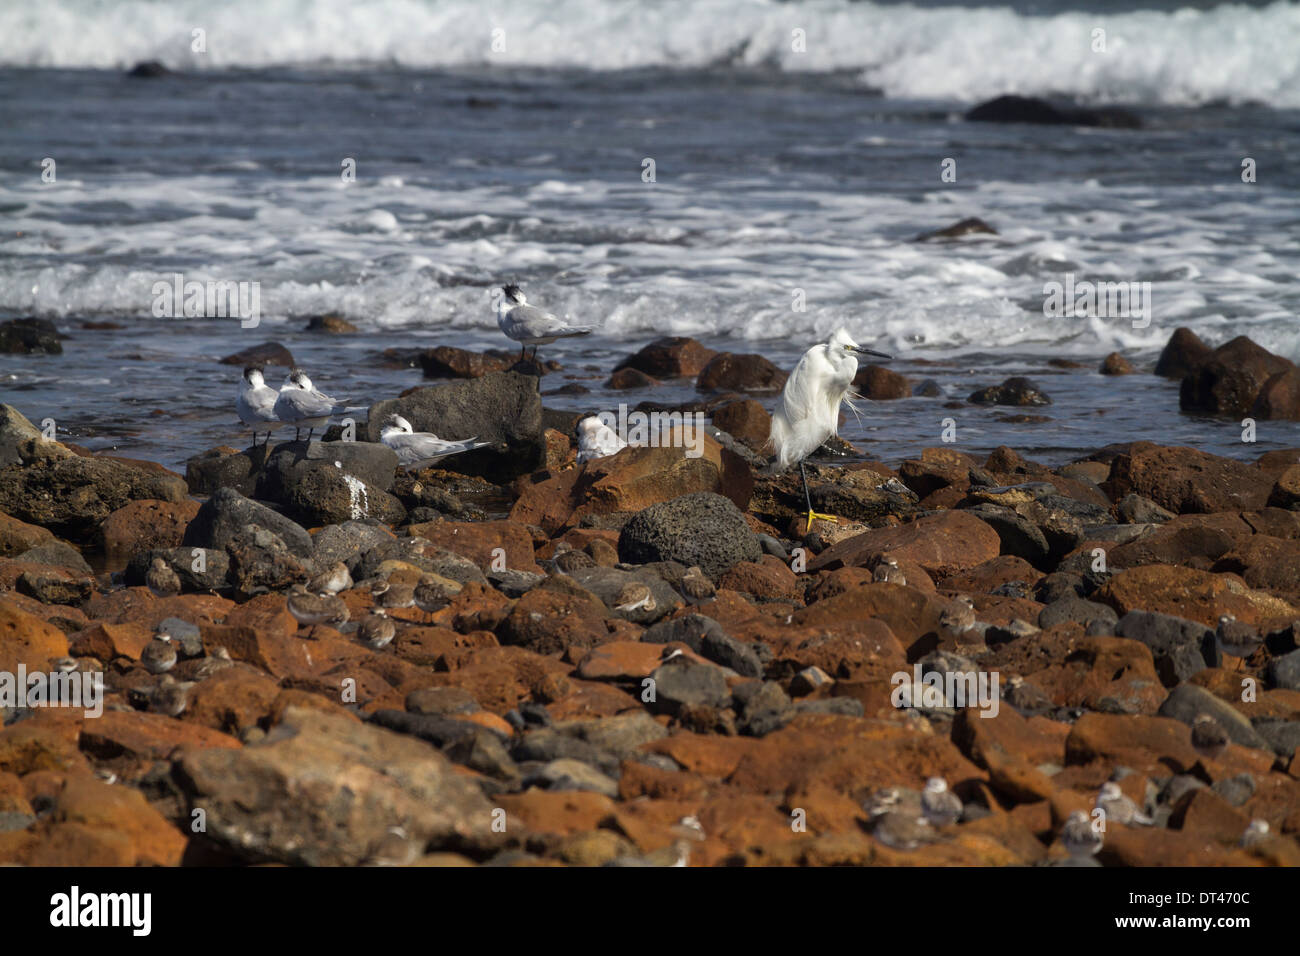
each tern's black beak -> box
[852,346,893,360]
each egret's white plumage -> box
[576,416,627,464]
[236,366,280,445]
[768,328,891,527]
[380,414,491,469]
[496,283,592,358]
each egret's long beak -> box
[852,346,893,360]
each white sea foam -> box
[3,0,1299,107]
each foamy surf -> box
[3,0,1299,107]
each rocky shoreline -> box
[0,328,1298,867]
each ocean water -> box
[1,0,1299,473]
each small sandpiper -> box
[920,776,963,826]
[1216,615,1262,667]
[1240,819,1270,849]
[373,579,415,611]
[308,561,353,596]
[872,555,907,585]
[1061,810,1103,858]
[358,612,396,650]
[871,810,935,851]
[286,584,349,628]
[146,557,181,599]
[150,674,193,717]
[614,582,655,614]
[141,634,177,674]
[939,595,978,638]
[1096,781,1153,826]
[679,566,716,605]
[1191,713,1229,760]
[413,575,457,614]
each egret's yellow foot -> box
[805,509,838,532]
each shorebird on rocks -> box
[1216,615,1262,670]
[872,555,907,585]
[920,777,963,826]
[286,584,349,628]
[1240,819,1271,849]
[147,557,181,599]
[141,634,177,675]
[372,579,415,611]
[308,561,353,596]
[357,611,396,650]
[1096,782,1153,827]
[1061,810,1103,859]
[1191,713,1229,760]
[679,566,716,605]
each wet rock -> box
[418,346,512,379]
[0,513,53,557]
[126,60,169,77]
[1100,352,1134,375]
[302,313,358,333]
[854,365,910,399]
[0,318,62,355]
[0,452,188,542]
[218,341,294,367]
[1251,367,1300,421]
[614,337,719,379]
[696,353,787,394]
[1154,327,1212,379]
[175,707,496,865]
[1179,336,1294,418]
[711,399,771,449]
[183,487,313,558]
[968,377,1052,406]
[0,404,55,468]
[1268,465,1300,510]
[185,445,258,497]
[367,371,541,481]
[913,217,997,241]
[1104,445,1274,514]
[606,367,658,390]
[618,492,761,579]
[965,94,1140,129]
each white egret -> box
[768,327,891,530]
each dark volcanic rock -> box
[913,217,997,242]
[647,660,730,715]
[218,342,295,367]
[1115,610,1212,686]
[182,487,314,558]
[1154,327,1212,379]
[257,441,403,527]
[301,313,358,334]
[968,377,1052,406]
[696,353,788,394]
[126,60,169,78]
[1252,367,1300,421]
[614,337,719,379]
[618,492,762,579]
[418,346,512,379]
[1179,336,1294,418]
[0,318,63,355]
[854,364,911,399]
[965,94,1140,129]
[0,454,188,541]
[174,707,496,865]
[367,371,541,480]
